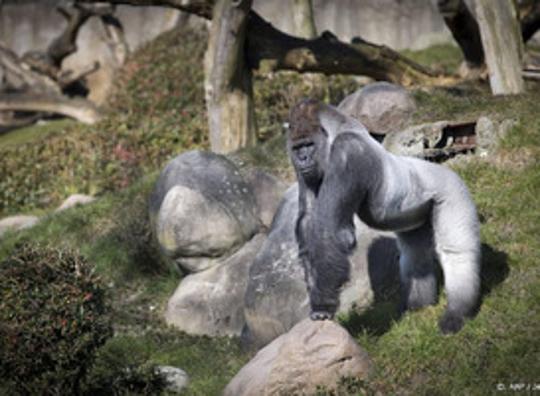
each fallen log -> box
[0,94,102,124]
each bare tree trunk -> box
[204,0,255,153]
[475,0,525,95]
[437,0,485,75]
[100,12,129,67]
[293,0,317,39]
[521,0,540,42]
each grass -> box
[1,28,539,395]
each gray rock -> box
[0,215,40,238]
[55,194,95,212]
[383,120,449,157]
[338,82,416,135]
[149,150,261,272]
[165,234,266,337]
[243,184,399,348]
[475,116,515,155]
[156,366,189,394]
[224,318,373,396]
[244,169,288,228]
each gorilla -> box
[287,99,480,334]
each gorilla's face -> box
[288,99,328,187]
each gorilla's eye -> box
[294,143,316,164]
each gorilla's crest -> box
[288,99,322,142]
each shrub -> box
[0,244,112,395]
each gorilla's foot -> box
[310,311,334,321]
[438,310,465,334]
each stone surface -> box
[338,82,416,135]
[55,194,96,212]
[0,215,40,238]
[475,116,515,155]
[383,120,449,157]
[156,366,189,394]
[165,234,266,337]
[149,150,261,272]
[224,318,373,396]
[244,169,288,228]
[243,184,399,348]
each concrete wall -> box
[253,0,453,50]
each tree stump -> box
[204,0,256,154]
[475,0,525,95]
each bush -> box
[0,244,112,395]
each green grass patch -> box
[402,43,464,75]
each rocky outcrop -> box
[338,82,416,136]
[243,169,288,228]
[165,234,266,337]
[224,318,373,396]
[149,151,261,272]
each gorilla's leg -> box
[432,192,480,334]
[397,223,438,313]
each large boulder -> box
[338,82,416,135]
[149,151,261,272]
[243,184,399,348]
[475,116,515,155]
[244,169,288,228]
[224,319,373,396]
[165,234,266,336]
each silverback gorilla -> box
[288,99,480,334]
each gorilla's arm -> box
[303,134,373,319]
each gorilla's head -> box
[287,99,329,187]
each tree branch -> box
[246,13,447,86]
[0,94,102,124]
[75,0,449,85]
[0,45,61,94]
[76,0,213,18]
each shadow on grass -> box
[341,238,509,336]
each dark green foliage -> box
[0,243,112,395]
[83,337,166,396]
